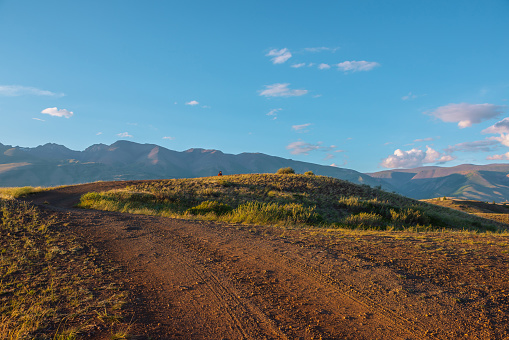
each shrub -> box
[276,167,295,174]
[304,171,315,176]
[225,201,322,225]
[390,208,429,226]
[187,201,233,216]
[343,212,384,229]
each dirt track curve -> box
[26,182,509,340]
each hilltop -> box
[78,173,504,232]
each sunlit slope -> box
[78,173,503,232]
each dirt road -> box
[28,182,509,339]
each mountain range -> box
[2,140,509,202]
[369,164,509,202]
[0,140,383,188]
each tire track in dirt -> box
[275,251,434,339]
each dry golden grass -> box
[0,199,130,339]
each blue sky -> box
[1,0,508,173]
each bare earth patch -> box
[25,182,509,339]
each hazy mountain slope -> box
[369,165,509,202]
[0,140,387,188]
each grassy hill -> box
[78,173,504,232]
[423,197,509,225]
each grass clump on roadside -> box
[0,186,47,199]
[77,173,504,232]
[0,199,129,339]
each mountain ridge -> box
[0,140,385,189]
[368,165,509,202]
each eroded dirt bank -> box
[27,182,509,339]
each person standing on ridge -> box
[218,171,222,176]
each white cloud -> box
[291,63,306,68]
[428,103,505,128]
[96,132,103,135]
[266,108,281,120]
[41,107,73,118]
[336,60,380,72]
[266,48,292,64]
[489,134,509,147]
[117,132,133,138]
[259,83,308,97]
[185,100,199,106]
[482,117,509,134]
[381,146,455,168]
[32,118,45,122]
[324,154,335,160]
[163,136,175,140]
[0,85,64,97]
[292,123,311,132]
[286,141,336,155]
[487,152,509,160]
[318,63,331,70]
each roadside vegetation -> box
[0,199,130,339]
[77,172,504,232]
[0,186,47,199]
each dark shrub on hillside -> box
[277,167,295,174]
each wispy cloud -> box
[286,141,336,155]
[291,63,306,68]
[0,85,64,97]
[162,136,175,140]
[41,107,73,118]
[381,146,455,168]
[444,140,499,153]
[336,61,380,72]
[414,137,438,142]
[482,117,509,134]
[487,152,509,160]
[401,92,425,101]
[32,118,45,122]
[96,132,103,135]
[318,63,331,70]
[185,100,199,106]
[266,108,282,120]
[259,83,308,97]
[266,48,292,64]
[428,103,505,128]
[117,132,133,138]
[292,123,311,132]
[303,47,339,53]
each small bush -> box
[276,167,295,174]
[224,201,322,226]
[187,201,233,216]
[304,171,315,176]
[343,212,384,229]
